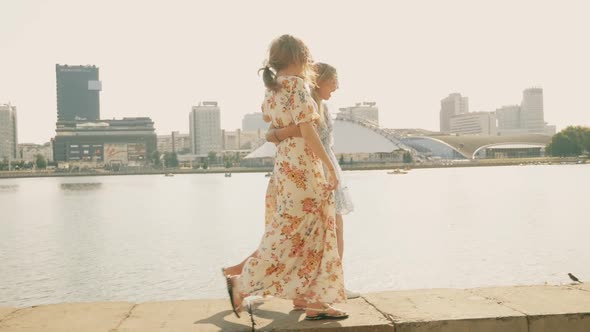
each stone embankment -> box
[1,283,589,331]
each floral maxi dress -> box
[238,76,346,304]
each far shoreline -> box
[0,157,586,180]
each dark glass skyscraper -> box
[55,64,101,121]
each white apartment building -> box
[450,112,497,136]
[440,93,469,132]
[495,88,555,136]
[0,103,18,160]
[157,131,191,154]
[336,102,379,125]
[189,101,222,156]
[18,143,53,162]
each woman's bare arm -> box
[266,124,301,144]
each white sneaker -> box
[345,288,361,299]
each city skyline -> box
[2,0,590,144]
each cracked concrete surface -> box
[0,284,589,331]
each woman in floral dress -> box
[266,63,357,299]
[227,35,347,321]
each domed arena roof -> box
[244,118,412,159]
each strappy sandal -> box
[225,275,242,318]
[305,305,349,321]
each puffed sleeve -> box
[289,77,319,125]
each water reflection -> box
[1,166,589,308]
[60,183,103,191]
[0,184,18,193]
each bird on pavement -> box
[568,273,582,283]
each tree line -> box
[547,126,590,157]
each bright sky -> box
[1,0,589,144]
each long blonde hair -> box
[259,35,316,91]
[311,62,338,125]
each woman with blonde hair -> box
[225,34,348,321]
[267,63,356,293]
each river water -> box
[0,165,588,307]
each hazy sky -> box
[1,0,589,143]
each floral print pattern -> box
[238,76,345,304]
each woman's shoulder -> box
[277,75,306,92]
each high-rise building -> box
[496,105,524,135]
[336,102,379,125]
[496,105,521,130]
[440,93,469,132]
[56,64,101,121]
[0,103,18,160]
[450,112,497,136]
[495,88,555,136]
[520,87,544,132]
[189,101,222,156]
[242,113,268,132]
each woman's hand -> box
[325,166,339,191]
[265,124,302,144]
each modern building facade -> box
[222,129,265,151]
[520,87,545,132]
[0,103,18,160]
[189,101,222,156]
[440,93,469,132]
[450,111,497,136]
[336,102,379,125]
[18,143,53,162]
[242,113,268,132]
[52,117,156,166]
[56,64,101,121]
[496,105,521,134]
[157,131,191,154]
[402,134,551,160]
[495,88,555,136]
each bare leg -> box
[336,214,344,259]
[223,250,258,277]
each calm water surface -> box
[1,165,589,307]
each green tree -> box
[403,151,413,163]
[208,151,217,164]
[339,154,345,165]
[35,154,47,169]
[150,151,162,167]
[547,126,590,157]
[163,152,179,168]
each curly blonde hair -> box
[311,62,338,125]
[260,35,316,91]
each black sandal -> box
[304,306,349,321]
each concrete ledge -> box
[118,299,252,332]
[0,307,17,322]
[1,284,589,331]
[249,297,392,331]
[0,302,133,332]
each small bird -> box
[568,273,582,283]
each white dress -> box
[317,105,354,215]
